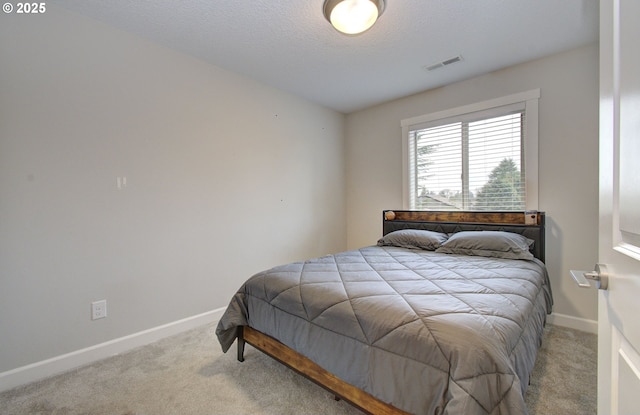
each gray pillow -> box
[377,229,449,251]
[435,231,534,260]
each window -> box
[402,90,539,211]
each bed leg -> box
[237,326,246,362]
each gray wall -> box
[345,44,600,324]
[0,6,346,373]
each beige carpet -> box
[0,323,596,415]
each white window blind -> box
[402,90,539,211]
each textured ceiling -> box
[50,0,599,113]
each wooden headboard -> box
[382,210,546,262]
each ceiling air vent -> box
[424,55,463,72]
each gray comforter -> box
[216,246,553,415]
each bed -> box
[216,210,552,415]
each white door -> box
[598,0,640,414]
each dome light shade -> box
[323,0,386,35]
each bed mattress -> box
[217,245,552,415]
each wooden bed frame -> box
[235,210,546,415]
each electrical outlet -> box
[91,300,107,320]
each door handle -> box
[570,264,609,290]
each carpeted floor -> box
[0,323,596,415]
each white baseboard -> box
[0,308,594,393]
[0,307,226,393]
[547,312,598,334]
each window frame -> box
[401,89,540,211]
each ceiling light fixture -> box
[323,0,386,35]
